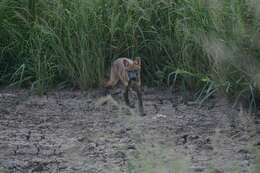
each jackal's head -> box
[123,57,141,81]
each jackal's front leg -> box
[133,86,145,116]
[124,82,135,108]
[124,84,130,106]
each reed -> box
[0,0,259,106]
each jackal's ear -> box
[134,57,141,65]
[123,59,129,67]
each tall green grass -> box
[1,0,260,104]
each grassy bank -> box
[1,0,260,106]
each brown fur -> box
[105,57,145,116]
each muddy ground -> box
[0,88,259,173]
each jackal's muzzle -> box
[128,70,139,81]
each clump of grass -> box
[166,0,260,108]
[0,0,108,92]
[127,142,191,173]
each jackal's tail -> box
[104,67,119,88]
[104,79,112,88]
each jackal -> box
[105,57,145,116]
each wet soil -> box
[0,88,259,173]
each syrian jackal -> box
[105,57,145,116]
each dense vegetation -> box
[1,0,260,107]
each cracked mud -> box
[0,89,259,173]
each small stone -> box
[182,134,188,144]
[114,151,126,159]
[89,143,96,150]
[189,135,199,141]
[26,131,31,141]
[205,137,211,144]
[127,145,136,150]
[238,149,249,154]
[59,166,67,170]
